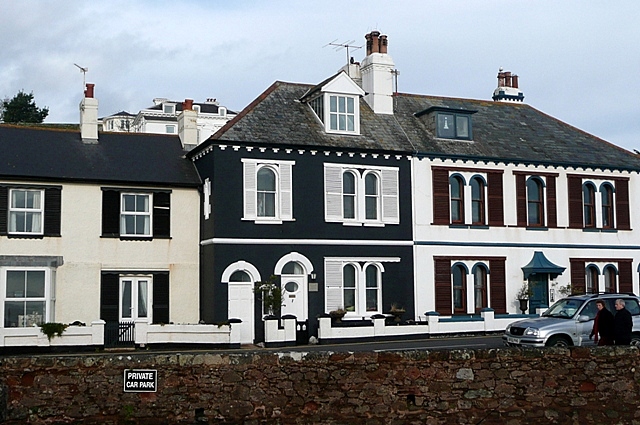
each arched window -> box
[604,266,617,293]
[450,175,464,224]
[526,177,544,226]
[365,265,379,312]
[257,167,276,217]
[601,184,614,229]
[343,264,357,312]
[343,172,356,219]
[473,265,487,311]
[452,264,467,313]
[586,265,598,294]
[229,271,251,282]
[282,261,304,275]
[364,173,379,220]
[471,177,485,225]
[583,183,596,228]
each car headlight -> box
[524,327,539,337]
[505,324,512,332]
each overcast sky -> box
[1,1,638,153]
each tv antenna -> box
[324,39,362,67]
[73,63,88,88]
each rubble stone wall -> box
[1,347,639,424]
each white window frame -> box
[120,193,152,237]
[119,275,152,323]
[165,125,176,134]
[203,178,212,220]
[328,95,357,134]
[242,159,294,224]
[324,257,400,317]
[163,104,175,114]
[1,267,53,328]
[324,163,399,226]
[8,188,44,235]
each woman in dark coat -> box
[590,299,614,346]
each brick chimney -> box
[361,31,395,114]
[79,83,98,143]
[492,68,524,102]
[178,98,198,150]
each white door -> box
[228,281,254,344]
[281,275,307,320]
[120,277,151,322]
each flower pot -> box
[518,299,528,314]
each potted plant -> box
[40,322,68,341]
[389,303,406,323]
[253,275,284,317]
[516,282,532,314]
[329,308,347,323]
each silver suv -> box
[503,293,640,347]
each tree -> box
[1,90,49,123]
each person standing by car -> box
[613,298,633,345]
[590,299,614,346]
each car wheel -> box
[546,336,571,347]
[630,334,640,347]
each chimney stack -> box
[178,98,198,150]
[492,68,524,102]
[361,31,395,115]
[79,83,98,143]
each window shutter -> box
[381,168,399,224]
[324,165,343,222]
[153,191,171,238]
[100,272,120,322]
[546,176,557,228]
[243,161,257,219]
[488,259,506,314]
[152,272,170,324]
[101,189,120,237]
[515,174,527,227]
[43,187,62,236]
[615,179,630,230]
[487,172,504,226]
[570,259,586,294]
[324,259,343,312]
[432,169,450,225]
[618,260,633,293]
[0,186,7,235]
[280,163,293,220]
[434,258,452,315]
[567,176,583,229]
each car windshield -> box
[542,298,585,319]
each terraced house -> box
[189,31,640,344]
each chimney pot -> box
[371,31,380,53]
[183,99,193,110]
[512,75,519,89]
[379,35,388,54]
[365,32,373,55]
[504,71,512,87]
[84,83,95,98]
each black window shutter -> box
[102,190,120,237]
[100,272,120,322]
[515,174,527,227]
[432,169,450,225]
[153,272,170,324]
[489,259,506,314]
[44,187,62,236]
[546,176,557,228]
[0,186,7,235]
[434,259,452,315]
[619,260,633,293]
[487,172,504,226]
[615,179,631,230]
[570,259,586,294]
[153,191,171,238]
[567,176,583,229]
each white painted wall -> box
[0,181,200,325]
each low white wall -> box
[134,321,236,345]
[0,320,105,347]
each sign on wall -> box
[123,369,157,392]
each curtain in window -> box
[138,280,148,318]
[9,190,42,233]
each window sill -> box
[582,228,618,233]
[6,233,46,239]
[469,225,490,230]
[525,226,548,231]
[448,224,469,229]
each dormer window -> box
[163,104,175,114]
[302,71,365,136]
[415,106,476,141]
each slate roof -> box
[200,81,640,171]
[0,125,201,187]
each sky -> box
[1,1,638,153]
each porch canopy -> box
[522,251,566,279]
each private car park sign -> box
[124,369,157,392]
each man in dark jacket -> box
[613,299,633,345]
[590,299,615,345]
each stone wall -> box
[1,347,640,424]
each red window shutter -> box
[618,260,633,293]
[487,172,504,226]
[570,259,586,294]
[615,179,631,230]
[567,176,583,229]
[489,259,506,314]
[434,259,452,315]
[546,176,557,228]
[432,169,450,225]
[515,174,527,227]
